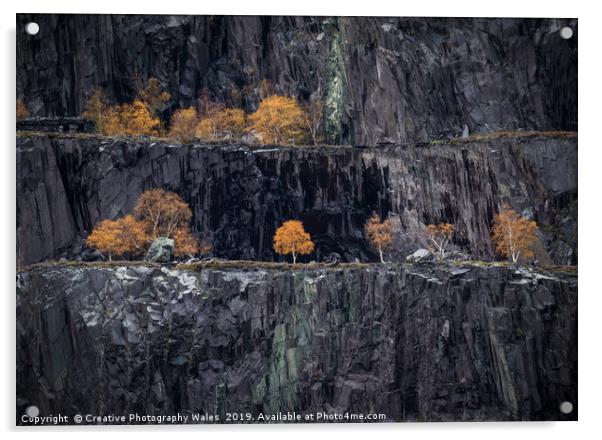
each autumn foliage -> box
[16,99,30,120]
[87,189,204,260]
[83,78,166,137]
[196,105,246,140]
[133,189,192,237]
[491,206,538,263]
[86,215,149,261]
[364,214,394,263]
[169,107,198,142]
[273,220,315,264]
[80,77,328,147]
[172,227,199,257]
[108,100,161,136]
[82,87,109,133]
[83,90,160,137]
[425,223,454,260]
[248,95,307,144]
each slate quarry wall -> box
[16,263,578,423]
[16,134,577,266]
[16,15,577,145]
[15,14,578,426]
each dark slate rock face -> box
[16,15,577,145]
[16,134,577,266]
[16,263,577,423]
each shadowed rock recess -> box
[17,15,577,145]
[17,263,577,422]
[17,134,577,266]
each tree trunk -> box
[292,252,297,264]
[379,247,384,263]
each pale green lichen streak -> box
[324,19,346,145]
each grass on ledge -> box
[17,259,162,273]
[18,258,577,275]
[450,259,577,275]
[17,129,577,150]
[431,130,577,145]
[450,259,511,268]
[176,260,371,271]
[15,130,352,150]
[18,259,373,273]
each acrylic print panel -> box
[16,14,577,425]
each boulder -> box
[406,248,431,262]
[144,237,174,262]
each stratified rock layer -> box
[16,134,577,266]
[16,15,577,145]
[16,263,577,423]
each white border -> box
[2,1,597,438]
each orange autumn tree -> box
[196,105,246,140]
[425,223,455,260]
[86,215,149,261]
[112,100,161,136]
[491,206,539,263]
[82,87,111,134]
[273,220,315,264]
[169,107,198,142]
[82,85,162,137]
[172,227,199,257]
[83,98,160,137]
[213,108,246,138]
[133,189,192,238]
[87,190,201,260]
[364,214,394,263]
[248,95,307,144]
[133,189,199,257]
